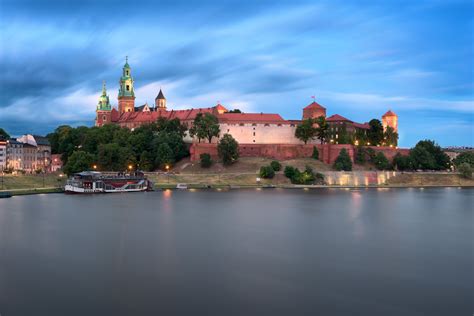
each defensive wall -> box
[190,143,409,165]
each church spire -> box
[97,80,111,111]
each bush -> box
[259,165,275,179]
[409,140,450,170]
[373,152,391,170]
[200,153,212,168]
[333,149,352,171]
[283,164,325,185]
[270,160,282,171]
[458,163,472,179]
[284,166,296,179]
[312,146,319,160]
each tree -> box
[373,152,391,170]
[312,146,319,160]
[333,148,352,171]
[355,146,366,164]
[155,143,175,169]
[315,116,329,144]
[392,153,414,171]
[337,123,353,144]
[283,165,324,184]
[98,143,134,171]
[259,165,275,179]
[284,166,296,179]
[367,119,384,146]
[190,113,220,143]
[0,128,10,139]
[270,160,282,171]
[384,126,398,146]
[458,163,472,179]
[218,134,239,165]
[200,153,212,168]
[295,118,316,144]
[139,150,154,171]
[227,109,242,113]
[63,151,95,175]
[409,140,450,170]
[453,151,474,168]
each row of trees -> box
[50,118,189,175]
[294,116,398,146]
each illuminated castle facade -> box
[96,58,398,145]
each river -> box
[0,188,472,315]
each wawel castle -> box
[96,58,398,145]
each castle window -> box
[253,140,255,143]
[126,70,129,76]
[252,123,257,126]
[103,115,106,121]
[278,124,282,126]
[290,124,295,127]
[126,85,130,91]
[253,132,255,136]
[239,123,244,126]
[264,124,270,127]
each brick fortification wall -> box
[190,143,409,165]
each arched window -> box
[126,70,129,76]
[126,85,130,91]
[103,115,106,121]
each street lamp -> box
[165,165,170,183]
[128,164,133,171]
[93,164,97,170]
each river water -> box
[0,188,472,315]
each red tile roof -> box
[353,122,370,129]
[217,113,288,124]
[382,110,397,117]
[304,101,326,110]
[326,114,352,122]
[215,104,228,112]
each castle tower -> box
[155,88,166,110]
[95,81,112,127]
[382,110,398,132]
[118,56,136,113]
[302,99,326,120]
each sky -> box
[0,0,472,147]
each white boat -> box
[176,183,188,190]
[65,171,152,194]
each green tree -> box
[63,151,95,175]
[458,163,472,179]
[315,116,329,144]
[373,152,391,170]
[227,109,242,113]
[295,118,316,144]
[409,140,450,170]
[453,151,474,168]
[367,119,384,146]
[392,153,414,171]
[200,153,212,168]
[270,160,282,171]
[259,165,275,179]
[338,123,353,144]
[284,166,296,179]
[384,126,398,146]
[355,146,366,164]
[98,143,134,171]
[218,134,239,165]
[190,113,220,143]
[139,150,154,171]
[0,128,10,139]
[155,143,175,169]
[312,146,319,160]
[333,148,352,171]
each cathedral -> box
[96,58,398,145]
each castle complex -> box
[96,58,398,146]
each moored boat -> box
[65,171,152,194]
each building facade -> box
[0,137,7,170]
[96,58,398,146]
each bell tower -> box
[96,81,112,127]
[155,88,167,111]
[118,56,136,113]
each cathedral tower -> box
[95,81,112,127]
[118,56,136,113]
[155,88,167,110]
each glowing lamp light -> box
[128,165,133,170]
[367,142,370,146]
[165,165,170,171]
[93,165,97,170]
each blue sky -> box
[0,0,472,147]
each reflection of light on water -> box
[349,191,364,238]
[303,188,309,191]
[163,189,172,199]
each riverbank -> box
[1,170,472,196]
